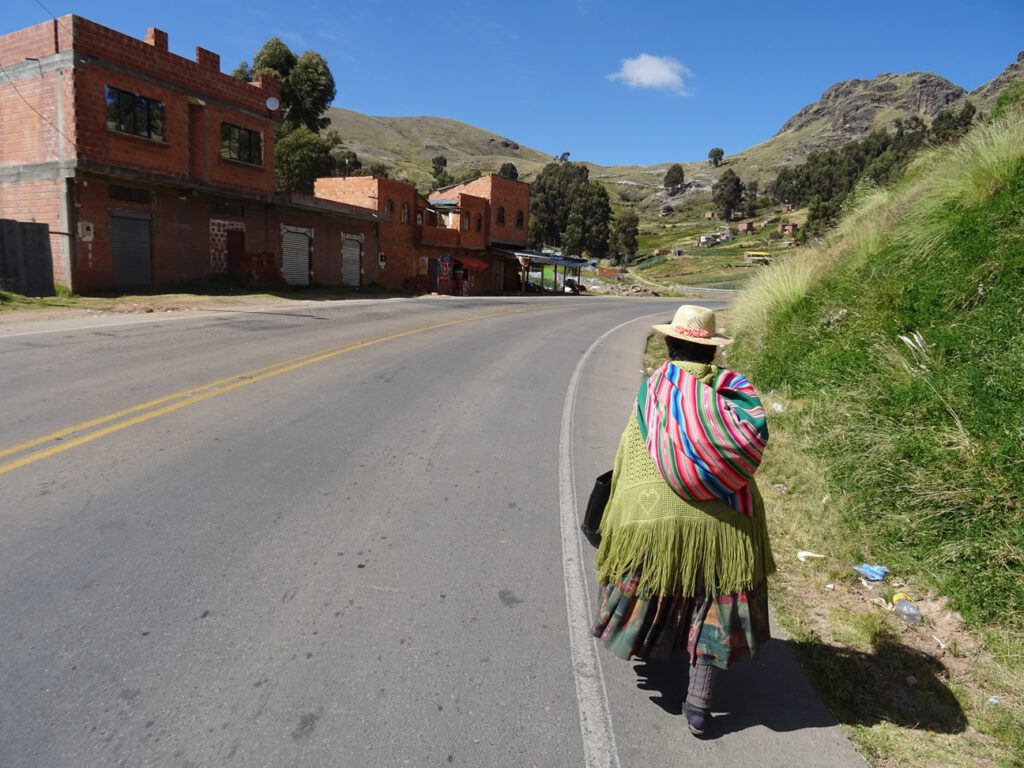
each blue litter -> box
[854,564,889,581]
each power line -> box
[0,61,76,150]
[31,0,74,39]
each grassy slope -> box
[726,115,1024,765]
[324,107,552,187]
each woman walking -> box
[592,305,775,738]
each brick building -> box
[0,16,379,293]
[316,173,529,295]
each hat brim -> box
[651,323,733,346]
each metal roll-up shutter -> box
[341,235,361,287]
[281,230,310,286]
[111,212,152,289]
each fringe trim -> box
[594,494,775,597]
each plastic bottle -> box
[892,593,922,623]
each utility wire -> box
[3,0,77,149]
[0,61,76,150]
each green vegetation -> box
[769,101,980,233]
[663,163,685,194]
[528,160,612,258]
[726,114,1024,765]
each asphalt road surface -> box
[0,296,864,768]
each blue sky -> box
[7,0,1024,166]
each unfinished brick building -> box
[0,16,379,293]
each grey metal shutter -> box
[341,235,361,287]
[281,230,310,286]
[111,212,151,289]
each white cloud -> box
[607,54,692,95]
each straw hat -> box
[652,304,733,346]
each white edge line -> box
[559,311,665,768]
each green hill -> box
[730,112,1024,634]
[726,110,1024,766]
[323,107,553,188]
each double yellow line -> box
[1,309,508,476]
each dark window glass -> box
[497,206,506,225]
[220,123,262,165]
[475,213,482,232]
[104,85,164,141]
[401,202,409,224]
[516,210,524,228]
[109,185,152,203]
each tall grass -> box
[729,112,1024,632]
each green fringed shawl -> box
[594,362,776,597]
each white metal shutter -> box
[111,213,152,289]
[341,235,361,287]
[281,230,310,286]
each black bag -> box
[580,470,613,548]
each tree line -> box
[527,156,638,264]
[767,101,977,231]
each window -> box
[211,200,245,217]
[416,210,423,226]
[108,185,152,204]
[475,213,482,232]
[497,206,506,225]
[516,210,524,229]
[401,201,409,224]
[384,198,395,214]
[105,85,164,142]
[462,213,470,231]
[220,123,263,165]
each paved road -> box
[0,296,863,767]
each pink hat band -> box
[674,326,712,338]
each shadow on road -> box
[633,635,966,737]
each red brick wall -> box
[70,17,279,194]
[275,209,379,288]
[455,193,487,250]
[314,177,379,209]
[437,174,530,246]
[0,19,72,68]
[315,177,424,290]
[0,178,70,286]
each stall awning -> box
[493,248,587,268]
[457,257,489,271]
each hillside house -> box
[697,229,734,247]
[0,16,381,293]
[704,210,718,220]
[736,221,755,234]
[778,222,799,235]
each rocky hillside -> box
[778,72,964,141]
[970,51,1024,111]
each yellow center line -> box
[0,309,512,476]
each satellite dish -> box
[265,96,280,111]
